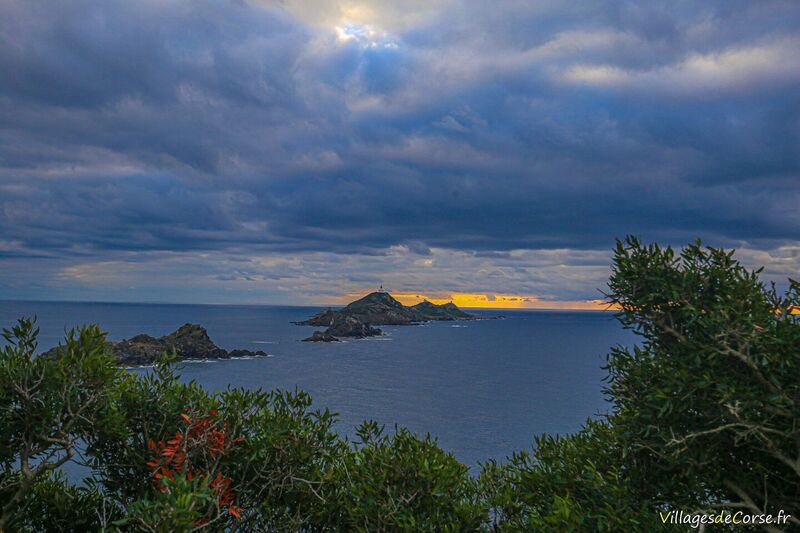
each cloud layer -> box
[1,0,798,304]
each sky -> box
[0,0,798,308]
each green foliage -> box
[87,358,217,503]
[322,421,485,532]
[482,237,800,531]
[606,237,800,521]
[115,473,218,532]
[0,318,120,530]
[212,388,343,531]
[481,420,662,532]
[3,473,114,532]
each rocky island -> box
[299,291,489,342]
[303,313,383,342]
[44,323,267,366]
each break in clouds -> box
[0,0,799,304]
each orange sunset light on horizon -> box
[334,291,616,311]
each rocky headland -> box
[44,323,267,366]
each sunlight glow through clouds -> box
[334,23,398,48]
[273,0,452,32]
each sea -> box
[0,300,635,468]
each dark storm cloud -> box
[0,0,799,301]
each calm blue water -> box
[0,301,633,466]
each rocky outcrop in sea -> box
[297,291,483,327]
[297,291,497,342]
[302,315,382,342]
[302,331,340,342]
[409,300,477,320]
[298,292,414,327]
[327,315,382,337]
[44,323,267,366]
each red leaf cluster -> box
[147,409,244,520]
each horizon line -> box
[0,297,616,312]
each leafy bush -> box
[482,237,800,531]
[321,421,485,532]
[606,237,800,522]
[480,420,662,532]
[0,319,119,531]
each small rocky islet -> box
[43,323,266,366]
[298,291,491,342]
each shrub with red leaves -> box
[146,410,244,520]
